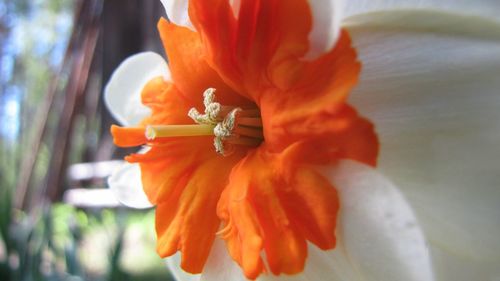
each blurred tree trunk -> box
[97,0,164,162]
[15,0,165,209]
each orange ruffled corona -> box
[111,0,378,279]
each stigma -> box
[144,88,263,155]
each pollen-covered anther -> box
[188,88,263,155]
[188,88,221,124]
[213,108,241,155]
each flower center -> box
[146,88,263,155]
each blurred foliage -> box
[0,0,174,280]
[0,202,172,281]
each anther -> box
[134,88,263,155]
[187,88,264,155]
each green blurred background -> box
[0,0,175,280]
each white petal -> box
[201,238,246,281]
[198,161,432,281]
[107,161,153,209]
[200,241,363,281]
[320,160,434,281]
[104,52,170,126]
[160,0,194,30]
[198,237,356,281]
[343,0,500,23]
[304,0,344,60]
[197,230,359,281]
[347,10,500,269]
[164,238,246,281]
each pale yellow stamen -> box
[145,88,263,155]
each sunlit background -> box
[0,1,174,280]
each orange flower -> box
[109,0,377,279]
[106,1,500,280]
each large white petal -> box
[199,242,364,281]
[160,0,194,30]
[343,0,500,23]
[104,52,169,126]
[197,235,358,281]
[321,160,434,281]
[304,0,344,60]
[197,160,432,281]
[107,161,153,209]
[346,10,500,278]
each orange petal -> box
[111,78,199,149]
[140,77,194,125]
[187,0,242,93]
[260,30,363,149]
[155,153,243,273]
[128,139,213,204]
[110,125,147,147]
[266,104,379,167]
[217,146,340,279]
[157,18,251,107]
[277,166,339,250]
[189,0,314,98]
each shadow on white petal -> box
[200,238,361,281]
[104,52,169,126]
[321,160,434,281]
[431,246,500,281]
[258,243,362,281]
[304,0,343,60]
[164,238,244,281]
[201,238,246,281]
[347,11,500,264]
[108,161,153,209]
[160,0,194,30]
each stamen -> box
[138,88,264,155]
[226,136,263,146]
[233,126,264,139]
[188,88,221,124]
[213,108,241,155]
[237,108,261,117]
[237,117,263,128]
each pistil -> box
[140,88,264,155]
[145,124,215,140]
